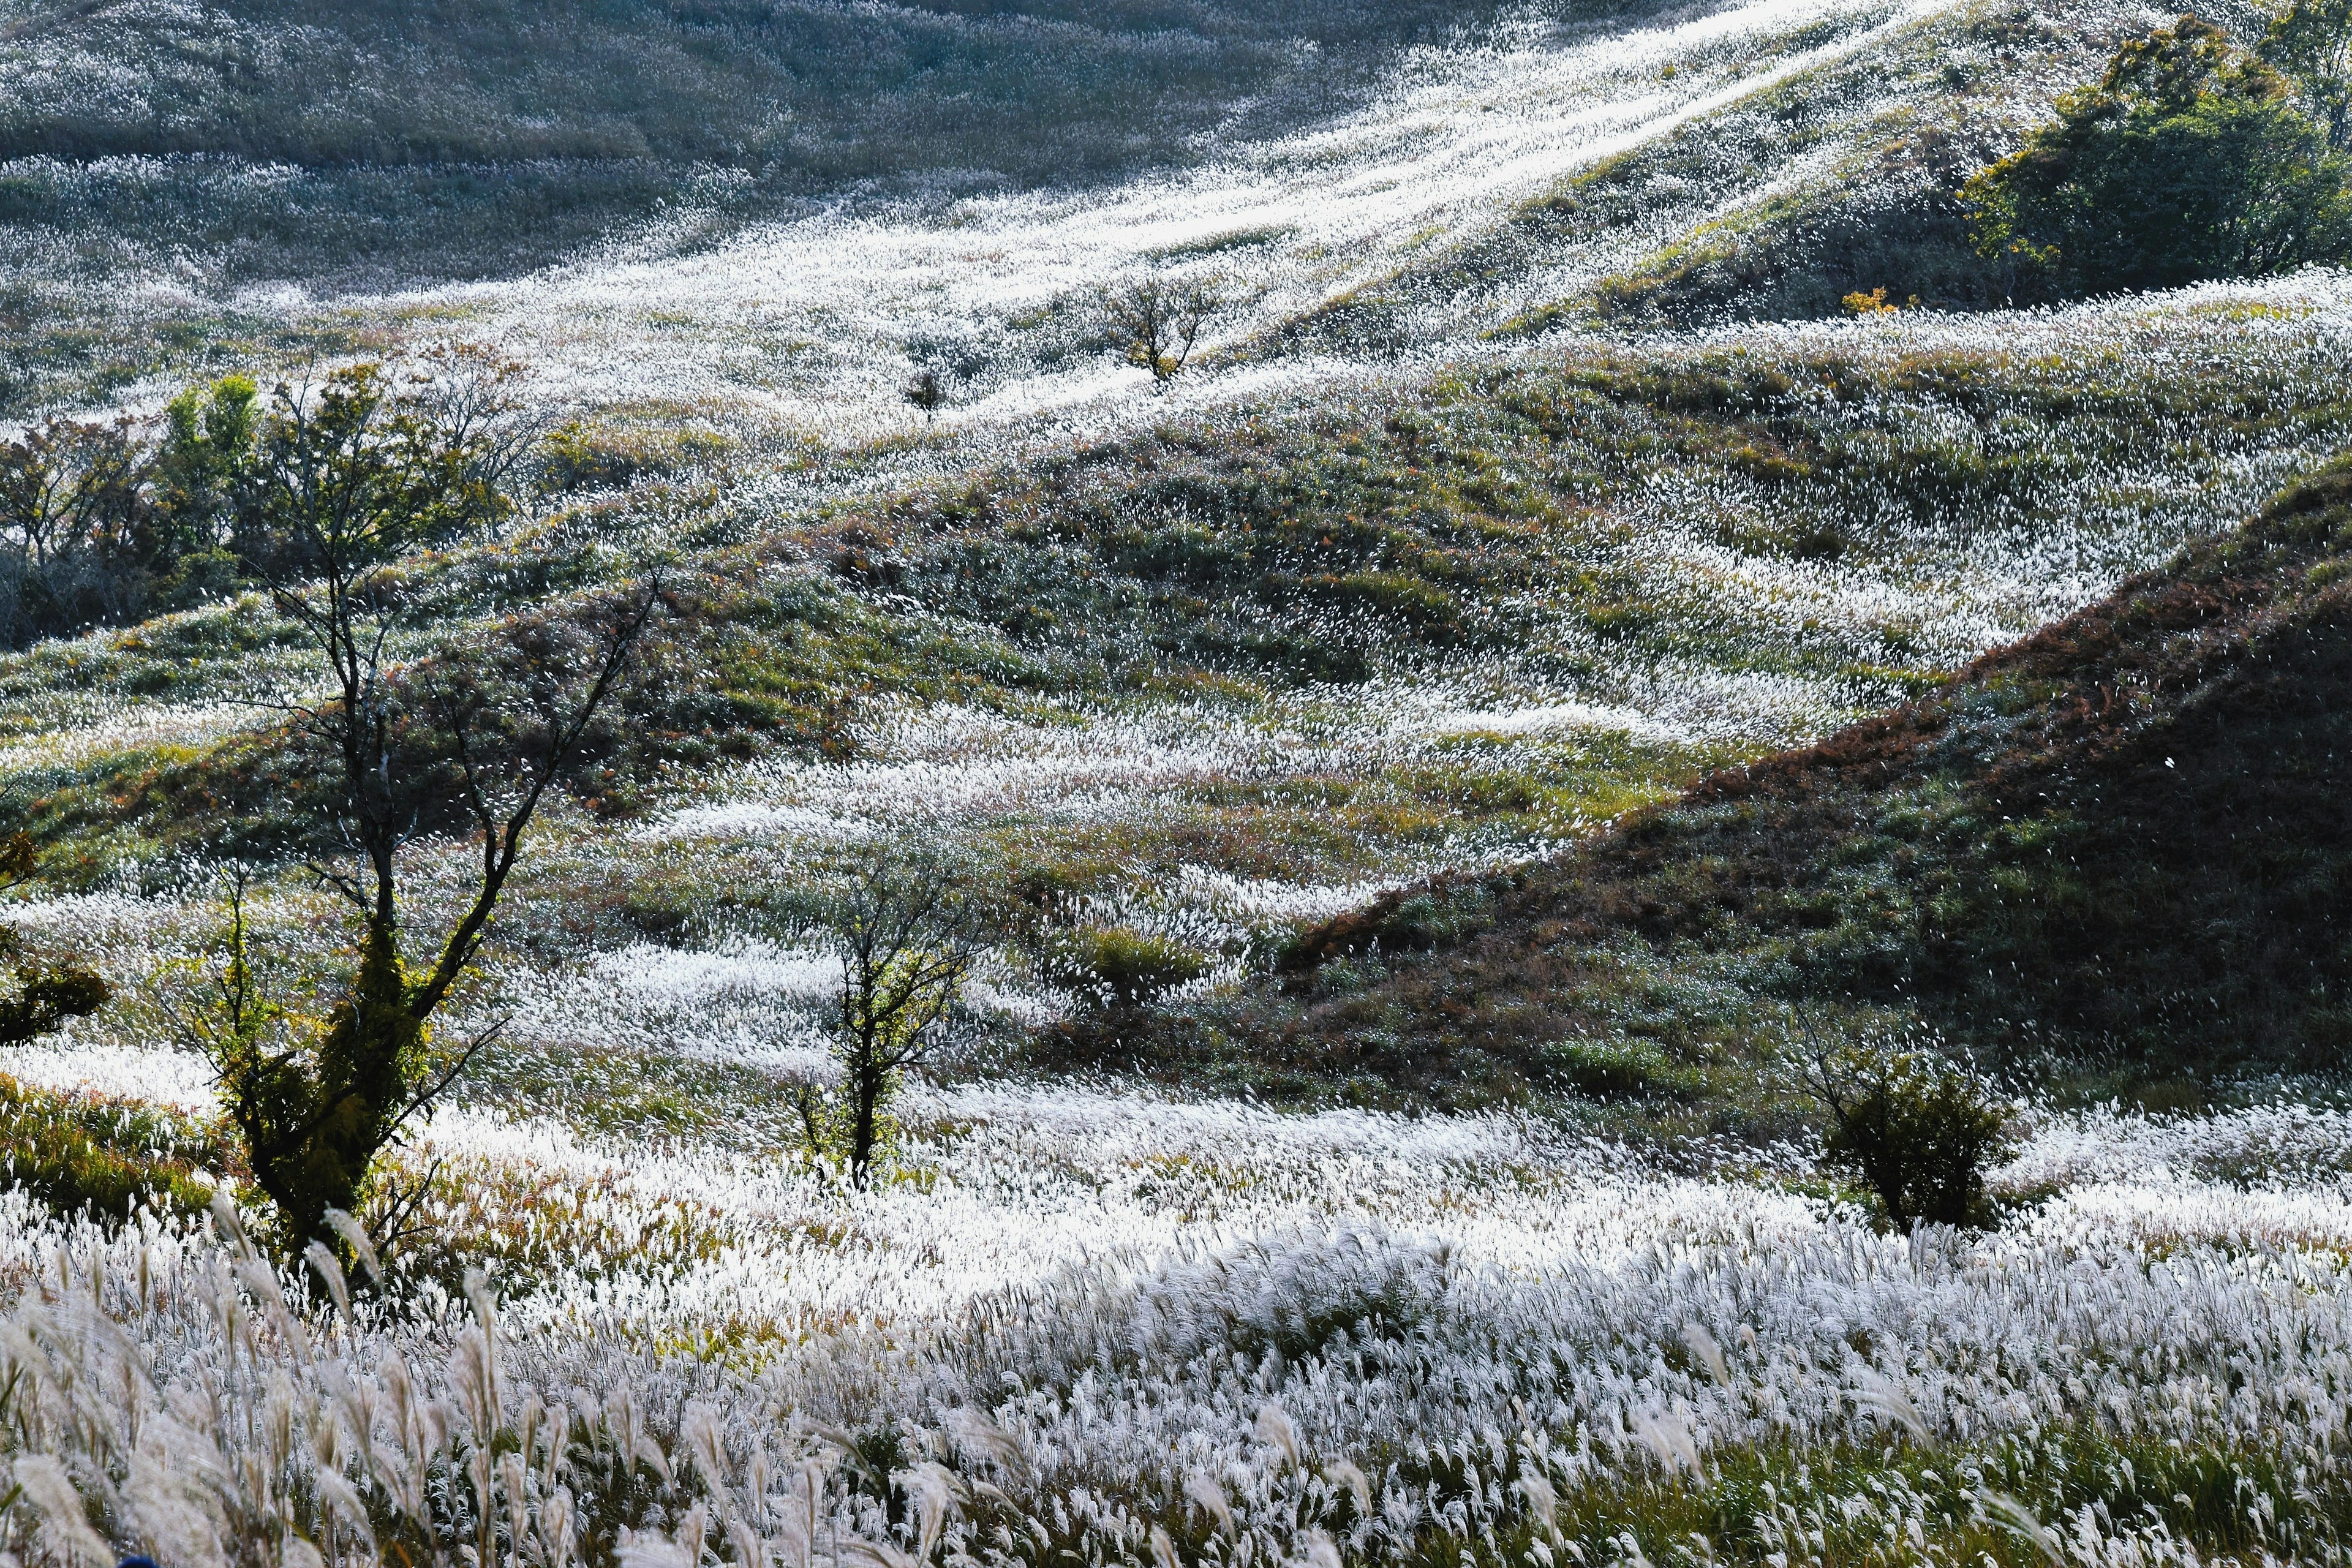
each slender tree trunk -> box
[850,1055,883,1188]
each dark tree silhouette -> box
[182,366,657,1255]
[903,366,950,423]
[0,834,107,1046]
[1098,273,1225,388]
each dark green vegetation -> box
[1171,458,2352,1115]
[0,829,105,1048]
[0,355,519,649]
[0,919,103,1044]
[1803,1042,2016,1226]
[0,1069,225,1219]
[1965,11,2352,295]
[1453,0,2352,336]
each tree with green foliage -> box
[1800,1039,2016,1231]
[171,366,655,1257]
[149,374,262,606]
[2263,0,2352,151]
[1964,14,2352,295]
[0,413,156,647]
[0,349,529,652]
[781,846,987,1187]
[234,361,520,582]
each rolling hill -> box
[1208,456,2352,1113]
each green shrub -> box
[0,832,109,1043]
[1042,926,1212,1011]
[538,420,734,493]
[0,1071,223,1221]
[1964,16,2352,295]
[1276,880,1496,974]
[1540,1038,1697,1101]
[1801,1044,2016,1229]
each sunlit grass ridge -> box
[7,1102,2352,1567]
[4,0,2352,1560]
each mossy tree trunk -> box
[198,363,657,1257]
[238,915,423,1246]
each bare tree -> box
[1097,273,1226,388]
[183,365,660,1255]
[407,342,541,499]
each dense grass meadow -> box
[6,0,2352,1563]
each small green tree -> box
[150,374,262,607]
[0,349,525,653]
[179,367,656,1257]
[1964,14,2352,294]
[903,366,950,423]
[1800,1040,2017,1230]
[788,846,989,1187]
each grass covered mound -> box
[0,1071,225,1220]
[1140,456,2352,1107]
[21,320,2340,880]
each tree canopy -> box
[1965,12,2352,295]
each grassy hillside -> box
[0,0,1500,277]
[0,0,1527,413]
[0,287,2342,1164]
[13,10,2352,1567]
[14,300,2351,886]
[1191,458,2352,1117]
[1,0,2121,423]
[1261,0,2117,361]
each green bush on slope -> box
[0,1072,224,1221]
[1965,14,2352,295]
[1804,1044,2017,1229]
[1562,3,2352,326]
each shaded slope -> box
[0,0,1498,285]
[1147,458,2352,1101]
